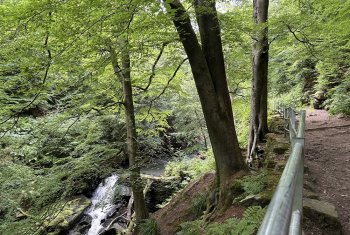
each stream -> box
[86,174,119,235]
[69,161,168,235]
[68,174,121,235]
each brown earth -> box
[151,172,216,235]
[304,109,350,234]
[151,171,247,235]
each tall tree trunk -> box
[110,40,149,222]
[248,0,269,160]
[258,75,268,139]
[194,109,208,151]
[166,0,246,208]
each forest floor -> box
[304,109,350,234]
[151,171,247,235]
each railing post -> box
[284,108,289,138]
[297,111,306,138]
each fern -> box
[242,206,267,228]
[139,219,159,235]
[201,206,266,235]
[178,220,206,235]
[238,172,268,196]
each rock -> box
[79,214,92,226]
[114,185,132,203]
[265,160,276,169]
[238,193,270,207]
[304,180,316,192]
[273,145,289,154]
[15,211,27,220]
[107,204,122,219]
[145,178,181,212]
[110,223,126,232]
[28,158,37,164]
[303,198,342,233]
[304,189,319,199]
[59,211,92,235]
[45,195,91,234]
[268,119,285,134]
[101,228,117,235]
[265,133,290,155]
[78,224,91,234]
[337,114,346,119]
[313,91,327,109]
[274,162,285,172]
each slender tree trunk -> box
[110,40,148,222]
[247,0,269,160]
[166,0,246,208]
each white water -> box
[86,174,119,235]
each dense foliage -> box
[0,0,349,234]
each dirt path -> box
[304,109,350,234]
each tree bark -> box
[248,0,269,159]
[166,0,246,208]
[110,39,149,222]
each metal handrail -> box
[258,108,306,235]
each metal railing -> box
[258,108,306,235]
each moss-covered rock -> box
[145,178,182,213]
[45,195,91,234]
[303,198,342,234]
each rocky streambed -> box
[68,174,128,235]
[65,161,181,235]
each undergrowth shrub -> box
[178,220,206,235]
[164,151,215,179]
[138,219,159,235]
[271,83,304,110]
[178,206,266,235]
[238,172,268,196]
[232,98,251,147]
[191,192,209,218]
[327,77,350,115]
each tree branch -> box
[286,24,319,59]
[134,42,170,91]
[145,58,188,118]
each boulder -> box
[303,189,319,200]
[15,211,28,221]
[113,185,132,204]
[78,214,92,226]
[265,160,276,169]
[265,133,290,156]
[238,193,271,207]
[304,180,316,192]
[145,178,181,212]
[313,91,327,109]
[45,195,91,234]
[272,145,289,154]
[101,228,117,235]
[274,162,286,172]
[303,198,342,233]
[107,204,122,219]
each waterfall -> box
[86,174,119,235]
